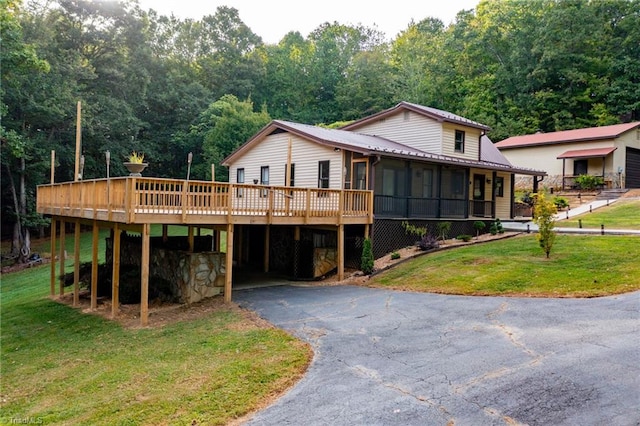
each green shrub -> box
[390,252,401,260]
[489,218,504,235]
[574,174,604,191]
[515,190,535,206]
[553,196,569,209]
[361,238,374,274]
[456,234,472,242]
[401,221,427,237]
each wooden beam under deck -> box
[73,220,81,306]
[224,223,234,304]
[111,224,121,319]
[91,221,99,310]
[50,218,56,297]
[58,221,66,296]
[140,223,150,326]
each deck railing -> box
[37,177,373,225]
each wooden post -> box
[364,224,370,239]
[74,101,81,182]
[91,221,99,310]
[73,220,81,307]
[50,218,57,296]
[337,224,344,281]
[224,223,234,303]
[140,223,150,326]
[111,224,121,318]
[58,221,66,296]
[264,225,270,273]
[211,164,215,182]
[188,226,194,252]
[285,138,292,213]
[181,179,189,223]
[162,224,168,243]
[50,150,55,184]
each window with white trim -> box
[318,161,330,188]
[455,130,465,153]
[236,168,245,197]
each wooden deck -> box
[37,177,373,326]
[37,177,374,225]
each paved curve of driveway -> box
[236,285,639,426]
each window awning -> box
[557,147,617,159]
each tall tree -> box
[335,46,396,120]
[306,22,385,124]
[257,32,315,121]
[1,0,51,259]
[195,95,271,181]
[390,17,452,108]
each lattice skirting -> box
[371,219,491,259]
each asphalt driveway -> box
[236,285,639,426]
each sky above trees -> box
[134,0,479,44]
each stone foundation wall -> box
[106,236,224,304]
[313,248,337,278]
[516,173,620,191]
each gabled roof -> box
[481,135,512,166]
[223,119,543,176]
[495,122,640,149]
[222,120,412,165]
[340,101,491,132]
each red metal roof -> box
[495,122,640,149]
[556,147,617,159]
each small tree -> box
[473,221,486,238]
[436,221,452,242]
[533,192,557,258]
[361,238,374,275]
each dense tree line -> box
[2,0,639,256]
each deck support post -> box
[162,224,168,243]
[264,225,270,273]
[337,224,344,281]
[111,223,121,318]
[364,224,370,239]
[91,221,99,310]
[140,223,150,326]
[73,220,81,306]
[224,223,234,303]
[50,218,57,296]
[188,226,194,252]
[58,220,66,296]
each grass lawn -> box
[0,227,309,426]
[558,198,640,230]
[369,234,640,297]
[3,223,638,423]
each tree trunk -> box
[5,162,24,259]
[18,157,31,262]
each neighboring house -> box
[223,101,544,258]
[495,122,640,190]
